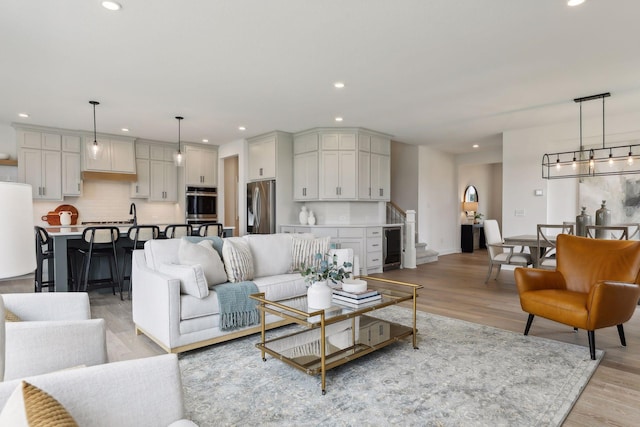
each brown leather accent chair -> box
[514,234,640,360]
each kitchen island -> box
[45,224,234,291]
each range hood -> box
[81,171,138,182]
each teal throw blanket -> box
[212,281,260,331]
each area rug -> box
[179,305,602,426]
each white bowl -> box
[342,278,367,293]
[0,153,9,160]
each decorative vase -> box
[595,200,611,238]
[307,280,332,309]
[307,210,316,225]
[576,206,591,237]
[299,206,308,225]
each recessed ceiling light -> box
[567,0,585,6]
[18,113,29,118]
[121,128,129,132]
[473,144,479,148]
[238,126,246,131]
[202,139,209,143]
[102,1,122,11]
[334,82,345,89]
[335,117,343,122]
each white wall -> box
[418,146,458,255]
[502,109,640,237]
[390,141,419,212]
[218,139,247,234]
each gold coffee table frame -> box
[250,276,422,394]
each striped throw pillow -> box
[221,238,255,283]
[291,235,331,272]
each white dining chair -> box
[483,220,532,283]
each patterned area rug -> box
[179,305,602,426]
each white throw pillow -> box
[157,263,209,298]
[178,239,228,286]
[291,235,331,272]
[221,238,255,283]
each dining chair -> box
[619,223,640,240]
[164,224,193,239]
[585,225,628,240]
[195,222,224,237]
[122,225,161,299]
[536,224,574,269]
[483,219,532,283]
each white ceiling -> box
[2,0,640,154]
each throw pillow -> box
[0,381,79,426]
[221,238,255,283]
[178,239,228,286]
[157,263,209,299]
[4,308,21,322]
[291,235,331,272]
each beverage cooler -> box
[383,226,402,271]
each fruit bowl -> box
[341,278,367,293]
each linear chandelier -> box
[542,92,640,179]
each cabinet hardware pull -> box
[372,258,379,262]
[369,187,371,196]
[379,188,383,196]
[372,244,379,247]
[42,187,45,196]
[78,183,81,191]
[336,187,339,195]
[259,167,263,176]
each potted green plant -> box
[474,213,484,224]
[301,253,352,309]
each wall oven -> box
[185,186,217,225]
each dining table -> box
[502,234,556,268]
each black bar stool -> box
[195,222,224,237]
[164,224,192,239]
[76,226,122,300]
[34,226,55,292]
[122,225,160,299]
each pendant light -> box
[541,92,640,179]
[87,100,103,160]
[173,116,184,167]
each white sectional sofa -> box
[132,233,313,353]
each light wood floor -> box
[3,250,639,426]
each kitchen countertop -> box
[281,223,403,228]
[45,224,235,236]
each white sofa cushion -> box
[253,273,307,302]
[222,238,254,282]
[243,233,294,277]
[178,239,227,286]
[157,263,209,299]
[144,238,181,270]
[291,235,331,272]
[180,291,219,320]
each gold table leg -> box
[260,299,266,361]
[320,312,326,395]
[413,287,419,349]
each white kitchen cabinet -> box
[82,137,136,173]
[150,144,176,162]
[370,153,390,200]
[61,152,81,196]
[130,158,150,198]
[366,227,384,273]
[149,160,177,202]
[135,142,150,159]
[293,132,318,155]
[320,150,356,199]
[320,133,356,150]
[19,148,62,200]
[248,136,276,180]
[62,135,81,153]
[185,144,217,186]
[357,150,371,199]
[293,151,318,200]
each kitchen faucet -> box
[129,202,137,226]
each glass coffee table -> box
[249,276,422,394]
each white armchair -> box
[0,292,107,381]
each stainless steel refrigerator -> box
[247,180,276,234]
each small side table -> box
[461,224,486,253]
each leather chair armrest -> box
[514,268,565,293]
[586,280,640,329]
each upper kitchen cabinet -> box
[248,135,276,180]
[19,148,62,200]
[81,136,136,174]
[131,141,177,199]
[185,144,218,186]
[292,128,391,201]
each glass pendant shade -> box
[174,116,184,167]
[87,100,102,160]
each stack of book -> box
[332,288,381,307]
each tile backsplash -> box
[33,180,182,226]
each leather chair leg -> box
[587,330,596,360]
[524,314,534,335]
[617,324,626,347]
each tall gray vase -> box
[595,200,611,239]
[576,206,591,237]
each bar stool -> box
[164,224,192,239]
[196,222,224,237]
[34,226,55,292]
[122,225,160,299]
[76,226,122,300]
